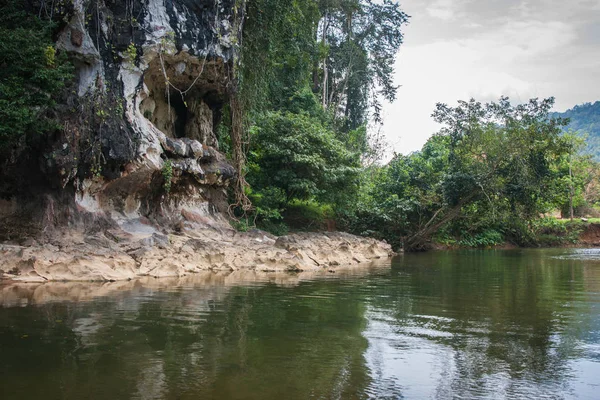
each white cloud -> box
[466,20,577,60]
[381,0,597,157]
[426,6,454,20]
[462,22,483,29]
[383,40,533,155]
[425,0,474,20]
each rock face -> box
[0,1,394,281]
[1,0,242,238]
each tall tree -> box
[317,0,409,128]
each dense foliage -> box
[338,97,595,250]
[0,1,73,156]
[235,0,408,232]
[247,111,359,203]
[236,2,598,249]
[241,0,408,122]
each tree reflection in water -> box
[1,249,599,399]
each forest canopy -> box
[230,0,598,250]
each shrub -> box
[458,229,504,248]
[283,200,333,231]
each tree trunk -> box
[569,157,574,221]
[321,12,329,109]
[405,192,477,251]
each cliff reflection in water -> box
[0,268,376,400]
[1,249,599,399]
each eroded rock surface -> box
[0,227,393,282]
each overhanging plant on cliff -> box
[0,1,73,156]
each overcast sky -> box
[383,0,600,155]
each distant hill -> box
[551,101,600,158]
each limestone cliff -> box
[1,0,242,237]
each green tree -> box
[240,0,320,113]
[240,0,408,139]
[404,97,569,249]
[342,97,572,250]
[247,111,360,204]
[549,132,596,218]
[337,134,450,248]
[317,0,409,128]
[237,0,408,232]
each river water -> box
[1,248,599,399]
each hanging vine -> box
[228,92,252,216]
[227,0,253,217]
[156,31,210,123]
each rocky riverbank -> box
[0,226,393,282]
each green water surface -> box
[1,248,599,399]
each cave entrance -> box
[169,94,188,139]
[140,88,219,147]
[139,56,228,148]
